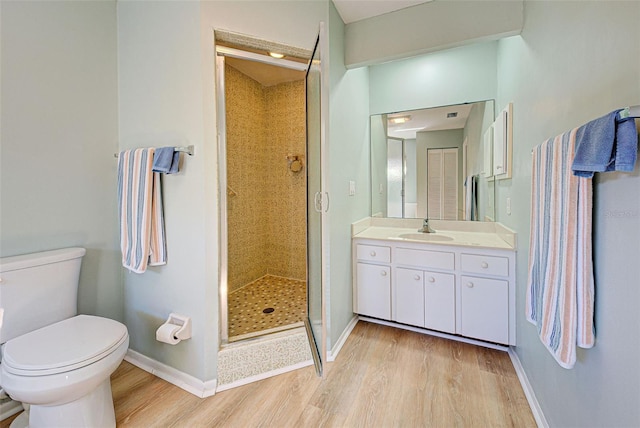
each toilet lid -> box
[2,315,128,376]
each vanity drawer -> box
[395,247,455,270]
[356,244,391,263]
[461,253,509,277]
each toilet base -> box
[19,380,116,428]
[9,410,28,428]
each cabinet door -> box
[394,268,425,327]
[424,271,455,334]
[356,263,391,319]
[460,275,508,344]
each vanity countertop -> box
[352,218,516,251]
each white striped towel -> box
[527,128,595,369]
[117,148,167,273]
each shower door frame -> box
[216,52,230,344]
[215,43,311,345]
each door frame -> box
[214,36,324,349]
[215,52,230,344]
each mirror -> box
[371,100,495,221]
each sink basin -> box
[398,233,454,242]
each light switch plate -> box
[349,180,356,196]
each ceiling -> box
[222,0,436,86]
[225,57,305,87]
[386,103,475,139]
[333,0,433,24]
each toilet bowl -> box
[1,315,129,427]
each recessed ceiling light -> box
[269,52,285,59]
[389,115,411,125]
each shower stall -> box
[217,45,308,343]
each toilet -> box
[0,248,129,428]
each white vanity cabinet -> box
[459,253,511,344]
[393,246,456,334]
[460,276,508,344]
[355,244,391,320]
[394,268,456,333]
[353,238,516,346]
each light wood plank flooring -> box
[2,321,535,427]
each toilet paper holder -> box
[158,313,192,341]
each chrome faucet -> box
[419,218,435,233]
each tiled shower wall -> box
[225,63,306,292]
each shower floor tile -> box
[228,275,306,341]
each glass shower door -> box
[305,27,326,377]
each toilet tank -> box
[0,247,86,344]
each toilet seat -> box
[2,315,128,377]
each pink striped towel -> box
[117,148,167,273]
[527,128,595,369]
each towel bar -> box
[113,145,195,158]
[619,105,640,119]
[532,106,640,154]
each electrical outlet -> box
[349,181,356,196]
[506,197,512,215]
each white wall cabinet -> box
[353,238,515,345]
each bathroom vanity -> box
[352,218,516,346]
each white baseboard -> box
[125,350,217,398]
[216,360,314,393]
[0,399,23,421]
[508,347,548,428]
[328,315,358,362]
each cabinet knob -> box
[481,262,489,269]
[380,270,387,277]
[370,251,376,257]
[466,282,474,288]
[414,274,421,281]
[428,276,435,283]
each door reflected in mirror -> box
[371,100,495,221]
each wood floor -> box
[2,321,536,427]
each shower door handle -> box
[314,192,330,213]
[314,192,323,213]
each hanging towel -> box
[464,175,478,221]
[118,148,167,273]
[571,110,638,177]
[527,129,595,369]
[152,147,180,174]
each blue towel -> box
[152,147,180,174]
[572,110,638,177]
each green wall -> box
[496,2,640,425]
[368,41,498,115]
[1,1,122,321]
[327,1,370,353]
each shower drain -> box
[263,307,275,314]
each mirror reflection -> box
[371,100,495,221]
